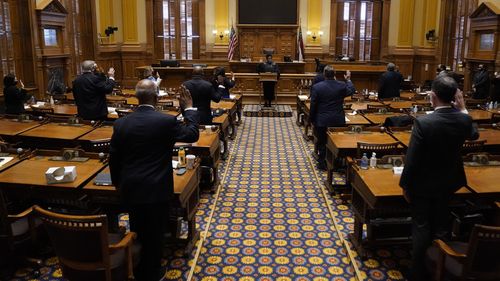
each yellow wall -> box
[95,0,148,46]
[307,0,322,45]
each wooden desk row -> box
[0,118,222,190]
[349,162,500,258]
[324,127,500,193]
[0,151,201,252]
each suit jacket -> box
[378,71,403,99]
[109,106,199,205]
[183,76,222,124]
[212,77,235,99]
[4,86,30,115]
[309,79,355,127]
[72,72,115,120]
[400,107,479,198]
[473,70,490,99]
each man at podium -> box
[257,54,280,107]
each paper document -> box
[298,95,308,101]
[345,117,351,122]
[158,90,168,97]
[172,160,179,169]
[229,94,236,99]
[0,157,13,167]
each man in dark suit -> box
[257,54,280,107]
[183,66,222,124]
[400,76,478,281]
[110,80,199,281]
[378,62,403,100]
[72,60,115,120]
[472,64,490,99]
[310,65,355,170]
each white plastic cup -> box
[186,154,196,169]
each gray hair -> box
[323,65,336,79]
[81,60,97,73]
[387,63,396,71]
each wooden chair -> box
[0,192,41,278]
[462,140,486,154]
[426,224,500,281]
[356,141,402,158]
[33,205,140,281]
[491,113,500,124]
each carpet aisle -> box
[186,116,357,281]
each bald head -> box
[136,79,158,105]
[387,63,396,71]
[192,66,204,77]
[82,60,97,73]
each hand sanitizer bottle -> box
[370,152,377,168]
[360,153,369,170]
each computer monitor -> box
[160,60,180,67]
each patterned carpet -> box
[7,115,410,281]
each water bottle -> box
[494,101,498,109]
[360,153,369,170]
[488,102,493,110]
[370,152,377,168]
[178,147,186,167]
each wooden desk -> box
[468,109,493,123]
[0,157,104,190]
[350,167,471,257]
[211,100,237,139]
[224,94,243,124]
[298,100,372,141]
[389,130,412,147]
[18,123,95,149]
[362,112,407,125]
[229,61,305,74]
[477,128,500,153]
[0,153,23,173]
[84,165,201,252]
[0,118,43,137]
[325,131,396,192]
[345,101,385,111]
[465,166,500,197]
[382,100,414,110]
[26,104,78,116]
[78,126,114,142]
[212,113,230,160]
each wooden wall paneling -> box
[380,0,391,59]
[329,0,338,56]
[413,54,438,85]
[237,25,298,61]
[153,0,164,61]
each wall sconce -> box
[425,29,437,42]
[105,26,118,37]
[307,30,323,41]
[213,29,229,41]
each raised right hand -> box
[179,85,193,109]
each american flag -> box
[297,26,305,61]
[228,25,238,61]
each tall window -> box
[161,0,199,60]
[0,0,14,77]
[336,0,381,61]
[442,0,477,71]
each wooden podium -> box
[259,72,278,111]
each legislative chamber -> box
[0,1,499,281]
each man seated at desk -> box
[310,65,355,170]
[257,54,280,107]
[183,66,222,125]
[109,80,199,281]
[399,76,478,281]
[72,60,116,120]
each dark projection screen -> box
[238,0,297,24]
